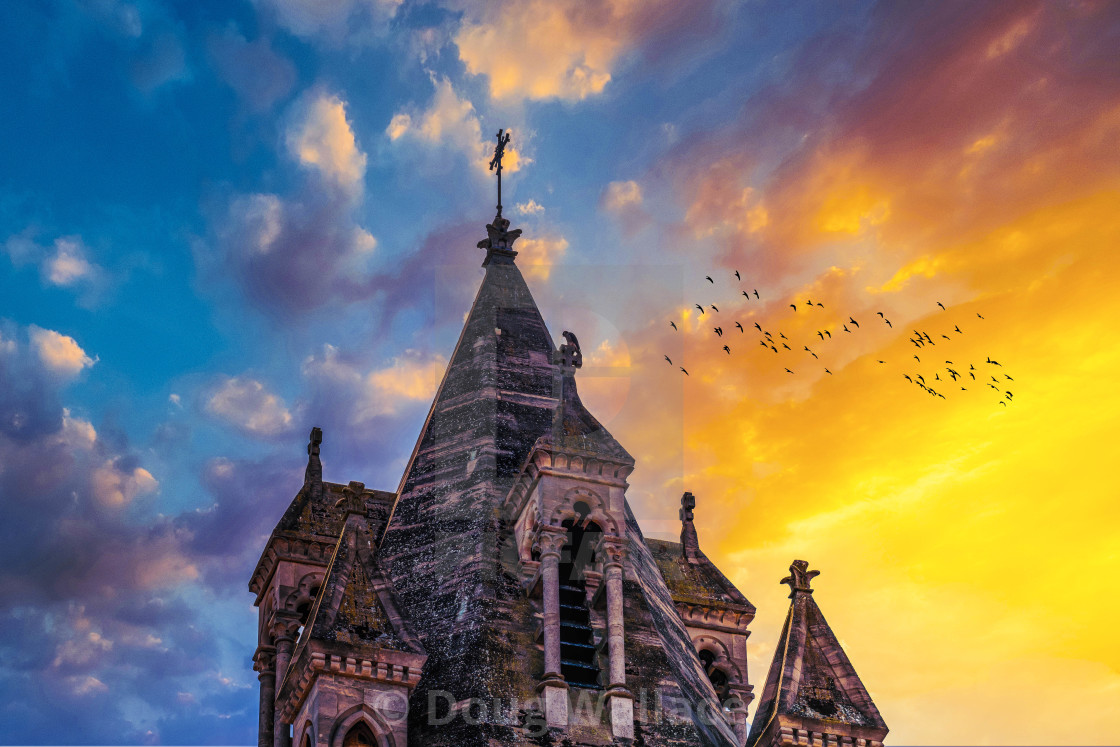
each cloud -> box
[600,179,649,234]
[44,237,96,286]
[286,92,368,191]
[516,199,544,215]
[208,27,296,112]
[516,235,569,282]
[302,345,445,426]
[205,376,294,438]
[206,89,380,314]
[91,460,159,508]
[29,326,96,378]
[386,76,525,173]
[454,0,722,102]
[252,0,403,45]
[4,232,106,299]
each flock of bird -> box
[665,272,1017,408]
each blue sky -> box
[3,1,1120,744]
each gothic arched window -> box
[342,720,377,747]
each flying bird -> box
[806,299,813,306]
[937,301,946,310]
[914,355,920,362]
[941,334,950,340]
[780,333,788,340]
[754,322,762,332]
[711,305,719,312]
[754,289,759,298]
[771,346,778,353]
[669,321,677,331]
[735,322,744,332]
[877,311,884,318]
[849,317,859,328]
[817,331,824,340]
[824,330,831,338]
[785,368,794,374]
[1005,374,1013,380]
[734,270,741,281]
[969,372,975,380]
[954,326,962,334]
[816,302,824,307]
[885,319,893,328]
[742,291,751,298]
[977,313,985,319]
[664,355,672,365]
[705,276,714,283]
[987,357,1002,366]
[782,343,792,350]
[878,360,885,364]
[695,304,705,314]
[680,367,689,375]
[843,325,851,333]
[825,368,833,374]
[790,304,797,311]
[723,345,731,355]
[759,340,768,347]
[904,375,912,382]
[714,327,723,336]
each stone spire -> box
[679,491,700,562]
[746,560,888,747]
[477,128,522,266]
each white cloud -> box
[206,376,294,438]
[45,237,96,286]
[386,76,526,173]
[516,199,545,215]
[252,0,403,44]
[29,327,96,378]
[92,461,159,508]
[286,92,368,191]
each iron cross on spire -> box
[489,128,511,218]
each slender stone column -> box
[253,646,276,747]
[271,618,299,747]
[535,526,569,728]
[600,536,633,739]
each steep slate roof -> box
[375,230,739,745]
[746,564,887,747]
[646,538,755,612]
[299,511,424,655]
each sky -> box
[1,0,1118,744]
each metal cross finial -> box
[489,129,511,217]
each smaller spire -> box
[680,491,700,562]
[781,559,820,598]
[305,427,323,499]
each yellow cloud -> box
[455,0,618,101]
[517,235,569,281]
[287,92,367,190]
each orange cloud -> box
[287,91,367,191]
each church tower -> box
[248,132,888,746]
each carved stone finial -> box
[557,331,583,371]
[781,559,820,597]
[679,492,700,562]
[334,481,366,516]
[478,215,523,263]
[305,427,323,497]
